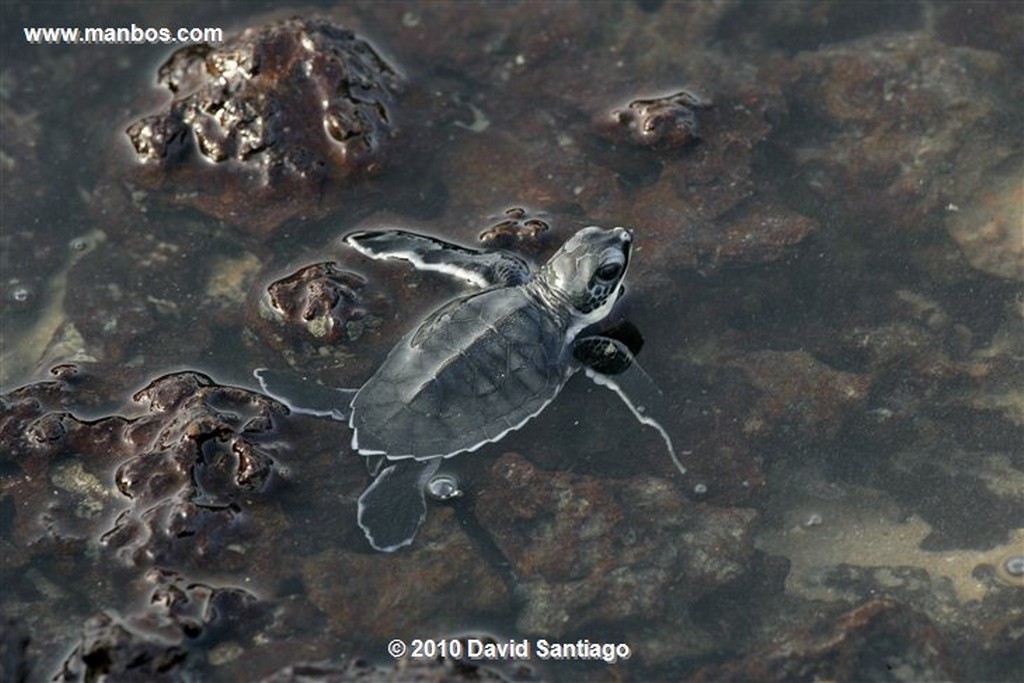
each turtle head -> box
[541,226,632,321]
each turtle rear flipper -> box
[576,336,686,476]
[357,459,441,552]
[254,368,355,421]
[345,230,530,288]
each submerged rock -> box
[1,368,306,678]
[946,162,1024,281]
[57,570,269,682]
[1,367,130,572]
[1,368,288,574]
[786,31,1015,242]
[254,262,381,350]
[103,372,286,570]
[690,599,957,683]
[600,89,711,150]
[125,17,402,235]
[475,453,757,648]
[725,349,871,447]
[478,207,551,250]
[300,506,511,641]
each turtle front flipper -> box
[254,368,355,422]
[345,230,530,288]
[357,459,441,552]
[574,336,687,476]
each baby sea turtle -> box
[256,227,684,551]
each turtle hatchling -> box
[256,226,684,551]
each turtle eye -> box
[595,262,622,281]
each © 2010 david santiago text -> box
[388,637,633,664]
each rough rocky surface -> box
[0,369,289,576]
[125,17,402,235]
[476,454,757,652]
[689,599,958,683]
[477,207,552,251]
[782,30,1021,281]
[58,570,270,682]
[300,505,513,641]
[246,260,389,378]
[724,349,871,448]
[598,90,711,150]
[945,162,1024,281]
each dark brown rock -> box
[600,89,711,150]
[255,262,381,349]
[301,506,511,641]
[0,369,288,574]
[125,17,402,235]
[475,453,758,641]
[1,369,131,570]
[57,570,268,682]
[787,32,1014,242]
[946,164,1024,281]
[103,372,286,570]
[59,611,187,683]
[725,349,871,447]
[689,599,958,683]
[478,207,551,251]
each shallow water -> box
[2,2,1022,681]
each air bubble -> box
[1004,554,1024,578]
[804,513,823,527]
[426,473,462,501]
[7,283,35,305]
[693,483,707,495]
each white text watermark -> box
[388,637,633,664]
[24,24,223,45]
